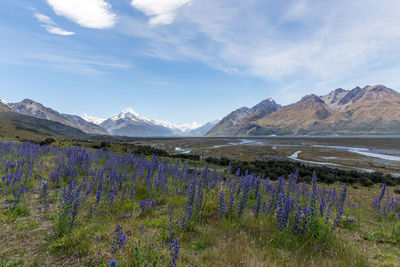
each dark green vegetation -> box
[62,140,400,187]
[1,141,400,266]
[223,159,397,186]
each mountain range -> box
[207,98,281,136]
[99,108,218,137]
[0,100,91,141]
[0,98,218,137]
[208,85,400,136]
[1,84,399,138]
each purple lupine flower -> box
[130,187,134,200]
[373,184,387,209]
[332,184,347,230]
[111,225,127,254]
[195,186,204,216]
[254,192,261,218]
[291,204,303,235]
[217,190,226,218]
[109,259,118,267]
[309,175,318,218]
[237,176,251,219]
[138,200,157,212]
[96,181,103,204]
[168,232,180,267]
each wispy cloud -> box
[33,12,74,36]
[131,0,190,26]
[23,52,130,75]
[46,0,117,29]
[119,0,400,100]
[146,80,181,87]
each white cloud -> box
[34,13,56,25]
[33,12,75,36]
[45,26,75,36]
[131,0,190,25]
[46,0,117,29]
[120,0,400,99]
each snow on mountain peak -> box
[104,107,210,134]
[111,107,152,123]
[0,97,6,104]
[121,108,140,116]
[177,122,203,131]
[81,114,106,125]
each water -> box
[313,145,400,162]
[288,151,375,173]
[288,151,341,166]
[175,147,191,154]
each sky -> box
[1,0,400,124]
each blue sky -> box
[1,0,400,124]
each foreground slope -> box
[1,141,399,266]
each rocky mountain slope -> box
[0,102,92,140]
[207,98,281,136]
[8,99,108,135]
[207,85,400,136]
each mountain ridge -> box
[207,97,281,136]
[8,99,108,135]
[207,85,400,136]
[100,108,218,137]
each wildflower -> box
[111,225,127,254]
[332,184,347,230]
[254,192,261,218]
[217,190,226,218]
[109,259,118,267]
[237,176,251,219]
[169,232,180,267]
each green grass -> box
[1,145,400,266]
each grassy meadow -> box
[0,141,399,267]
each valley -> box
[130,136,400,177]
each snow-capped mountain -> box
[100,108,174,137]
[81,114,106,125]
[188,119,220,136]
[0,97,6,105]
[98,108,217,137]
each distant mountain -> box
[240,94,332,135]
[208,85,400,136]
[188,119,220,136]
[99,108,216,137]
[0,102,92,140]
[8,99,108,135]
[0,101,11,112]
[62,114,108,136]
[81,114,106,125]
[100,108,175,137]
[206,107,252,136]
[320,88,350,110]
[207,98,281,136]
